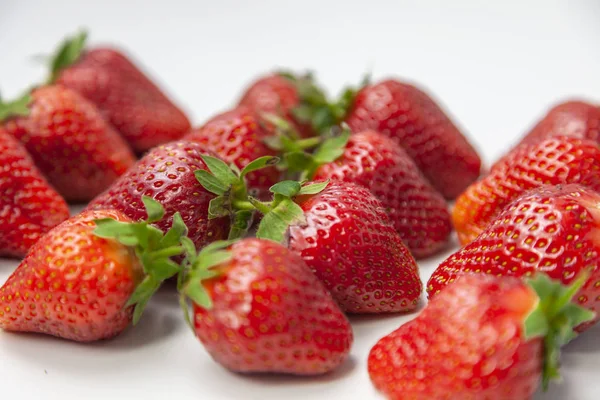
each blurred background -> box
[1,0,600,165]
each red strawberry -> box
[0,198,188,341]
[238,73,315,138]
[344,79,481,199]
[312,130,452,258]
[48,31,191,153]
[369,273,593,400]
[431,184,600,332]
[180,238,353,375]
[87,141,229,250]
[287,180,422,313]
[185,107,282,196]
[1,85,136,202]
[493,101,600,169]
[0,127,70,257]
[453,137,600,245]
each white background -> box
[1,1,600,399]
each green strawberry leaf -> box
[270,181,302,197]
[284,151,315,173]
[48,30,87,83]
[298,180,329,195]
[159,212,187,248]
[240,156,280,179]
[201,155,239,186]
[0,93,32,122]
[312,129,350,164]
[256,198,306,243]
[195,170,228,196]
[143,196,165,223]
[207,196,230,219]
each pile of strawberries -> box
[1,31,600,399]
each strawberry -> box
[87,141,228,249]
[0,197,188,341]
[185,107,283,196]
[431,184,600,332]
[179,238,353,375]
[369,273,593,400]
[0,127,70,258]
[0,85,136,202]
[453,136,600,245]
[493,101,600,169]
[342,79,481,199]
[47,31,191,153]
[309,129,452,258]
[238,73,316,138]
[286,180,422,313]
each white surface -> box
[1,1,600,399]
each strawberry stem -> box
[524,272,596,390]
[47,30,87,84]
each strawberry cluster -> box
[1,30,599,400]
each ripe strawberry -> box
[0,127,70,258]
[48,31,191,153]
[238,73,316,138]
[0,198,187,341]
[180,238,353,375]
[344,79,481,199]
[1,85,136,202]
[431,184,600,332]
[87,141,229,250]
[369,274,593,400]
[287,180,422,313]
[493,101,600,169]
[453,137,600,245]
[312,129,451,258]
[185,107,282,196]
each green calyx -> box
[252,180,330,243]
[93,196,188,325]
[47,30,87,84]
[194,155,279,239]
[280,71,369,134]
[0,92,32,122]
[524,272,596,389]
[178,238,235,328]
[284,126,351,180]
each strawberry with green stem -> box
[0,196,187,341]
[193,154,280,239]
[46,30,191,153]
[177,237,353,375]
[369,273,594,400]
[1,85,136,202]
[430,184,600,332]
[238,72,330,138]
[281,126,452,258]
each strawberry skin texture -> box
[289,181,422,313]
[0,210,143,342]
[314,130,451,258]
[185,107,281,195]
[0,128,70,258]
[369,275,542,400]
[345,80,481,199]
[493,101,600,169]
[55,48,191,153]
[193,238,353,375]
[238,74,313,137]
[3,85,136,202]
[87,140,228,250]
[431,184,600,331]
[453,137,600,245]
